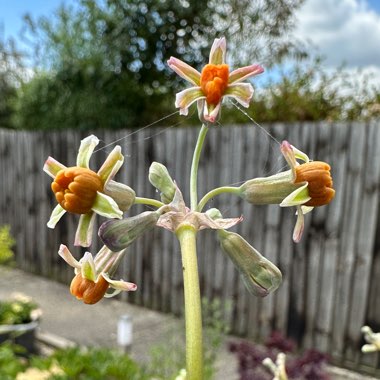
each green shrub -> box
[31,347,149,380]
[0,225,15,266]
[0,343,27,379]
[0,294,40,325]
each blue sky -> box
[0,1,70,40]
[1,0,380,85]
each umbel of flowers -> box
[43,37,335,380]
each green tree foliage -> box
[13,0,305,130]
[0,38,25,129]
[245,58,380,123]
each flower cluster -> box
[43,37,335,308]
[44,135,137,304]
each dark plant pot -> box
[0,321,39,355]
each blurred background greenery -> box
[0,0,379,131]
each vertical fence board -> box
[1,122,380,373]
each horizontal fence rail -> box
[1,122,380,374]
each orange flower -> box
[168,37,263,123]
[59,244,137,305]
[295,161,335,207]
[70,273,110,305]
[44,135,135,246]
[52,167,103,214]
[280,141,335,242]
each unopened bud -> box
[104,180,135,211]
[149,162,176,204]
[239,172,301,205]
[218,230,282,297]
[205,208,223,220]
[99,211,160,251]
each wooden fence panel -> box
[1,122,380,373]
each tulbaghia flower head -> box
[59,244,137,304]
[167,37,264,123]
[44,135,135,247]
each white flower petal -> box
[47,205,66,229]
[293,206,305,243]
[209,37,226,65]
[80,251,97,281]
[76,135,99,168]
[300,205,314,215]
[292,145,310,163]
[203,102,222,123]
[280,183,311,207]
[175,87,205,115]
[224,83,254,108]
[74,212,96,247]
[58,244,81,269]
[97,145,124,186]
[167,56,201,86]
[229,64,264,84]
[43,157,66,178]
[103,289,122,298]
[91,192,123,219]
[281,140,297,179]
[101,272,137,292]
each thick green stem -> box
[176,225,203,380]
[190,124,209,210]
[197,186,240,212]
[134,197,164,208]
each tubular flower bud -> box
[52,167,102,214]
[295,161,335,207]
[239,171,301,205]
[103,180,135,212]
[99,211,161,252]
[168,37,263,123]
[44,135,136,247]
[218,230,282,297]
[148,162,176,204]
[59,244,137,305]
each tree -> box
[13,0,306,130]
[0,36,25,129]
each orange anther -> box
[52,167,102,214]
[70,273,109,304]
[295,161,335,207]
[200,64,229,105]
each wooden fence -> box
[1,122,380,373]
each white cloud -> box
[294,0,380,68]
